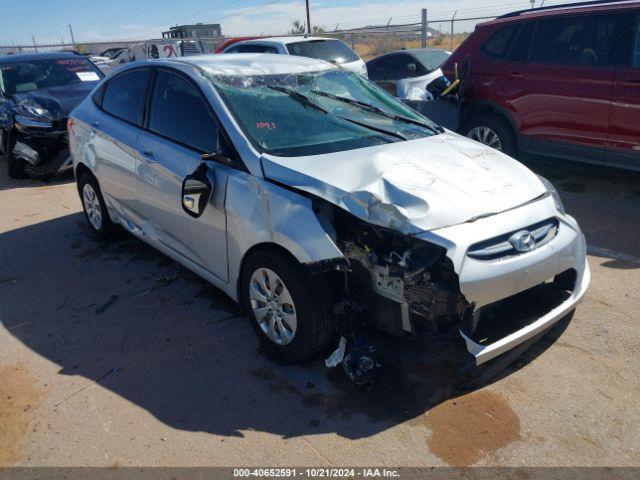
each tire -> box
[240,250,335,362]
[464,114,518,158]
[78,173,119,240]
[5,131,27,179]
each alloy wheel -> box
[82,183,103,231]
[467,126,503,151]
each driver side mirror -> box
[182,164,213,218]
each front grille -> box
[461,269,576,345]
[467,218,559,261]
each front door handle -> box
[509,72,525,79]
[623,78,640,84]
[143,149,154,157]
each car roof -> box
[168,53,336,75]
[230,36,335,46]
[0,51,85,64]
[480,0,639,27]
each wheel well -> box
[74,163,94,192]
[462,103,521,155]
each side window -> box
[482,24,520,59]
[633,15,640,67]
[374,54,415,81]
[238,44,278,54]
[101,69,150,125]
[530,15,616,66]
[508,22,534,62]
[225,46,241,53]
[148,71,218,152]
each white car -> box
[366,48,452,100]
[221,37,368,77]
[69,54,589,375]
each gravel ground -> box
[0,156,638,468]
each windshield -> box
[208,69,441,157]
[286,40,359,65]
[0,58,102,95]
[411,50,451,72]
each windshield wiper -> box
[267,85,407,140]
[310,90,443,135]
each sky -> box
[1,0,577,46]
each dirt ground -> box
[0,154,639,468]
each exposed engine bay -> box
[313,198,472,341]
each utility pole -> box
[450,10,457,52]
[530,0,536,9]
[305,0,311,35]
[421,8,427,48]
[32,34,38,52]
[68,24,76,44]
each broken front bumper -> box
[418,195,590,366]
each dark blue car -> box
[0,52,104,178]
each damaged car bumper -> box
[419,195,589,366]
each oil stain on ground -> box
[423,389,521,466]
[0,363,43,465]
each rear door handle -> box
[623,78,640,84]
[143,150,154,157]
[509,72,525,79]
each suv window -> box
[149,70,218,152]
[286,40,359,64]
[102,69,150,125]
[482,24,520,59]
[530,15,616,66]
[508,22,535,62]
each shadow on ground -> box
[0,212,569,440]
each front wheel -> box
[240,250,334,362]
[464,114,517,158]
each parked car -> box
[367,48,451,99]
[221,37,368,76]
[442,0,640,170]
[0,52,103,178]
[214,37,261,53]
[68,54,589,376]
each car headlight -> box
[538,175,565,215]
[15,114,53,129]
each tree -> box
[290,20,325,35]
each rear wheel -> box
[240,250,334,362]
[464,114,517,158]
[78,173,119,240]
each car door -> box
[515,14,617,164]
[135,68,231,282]
[607,12,640,170]
[92,68,151,220]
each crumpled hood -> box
[11,82,97,120]
[261,132,548,234]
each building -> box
[162,23,222,39]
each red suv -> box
[443,0,640,171]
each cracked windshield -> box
[208,68,442,157]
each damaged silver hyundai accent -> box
[69,54,589,379]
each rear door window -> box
[529,15,616,66]
[101,69,151,125]
[508,22,535,62]
[286,40,359,64]
[481,24,520,59]
[148,70,218,152]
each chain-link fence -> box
[0,1,574,60]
